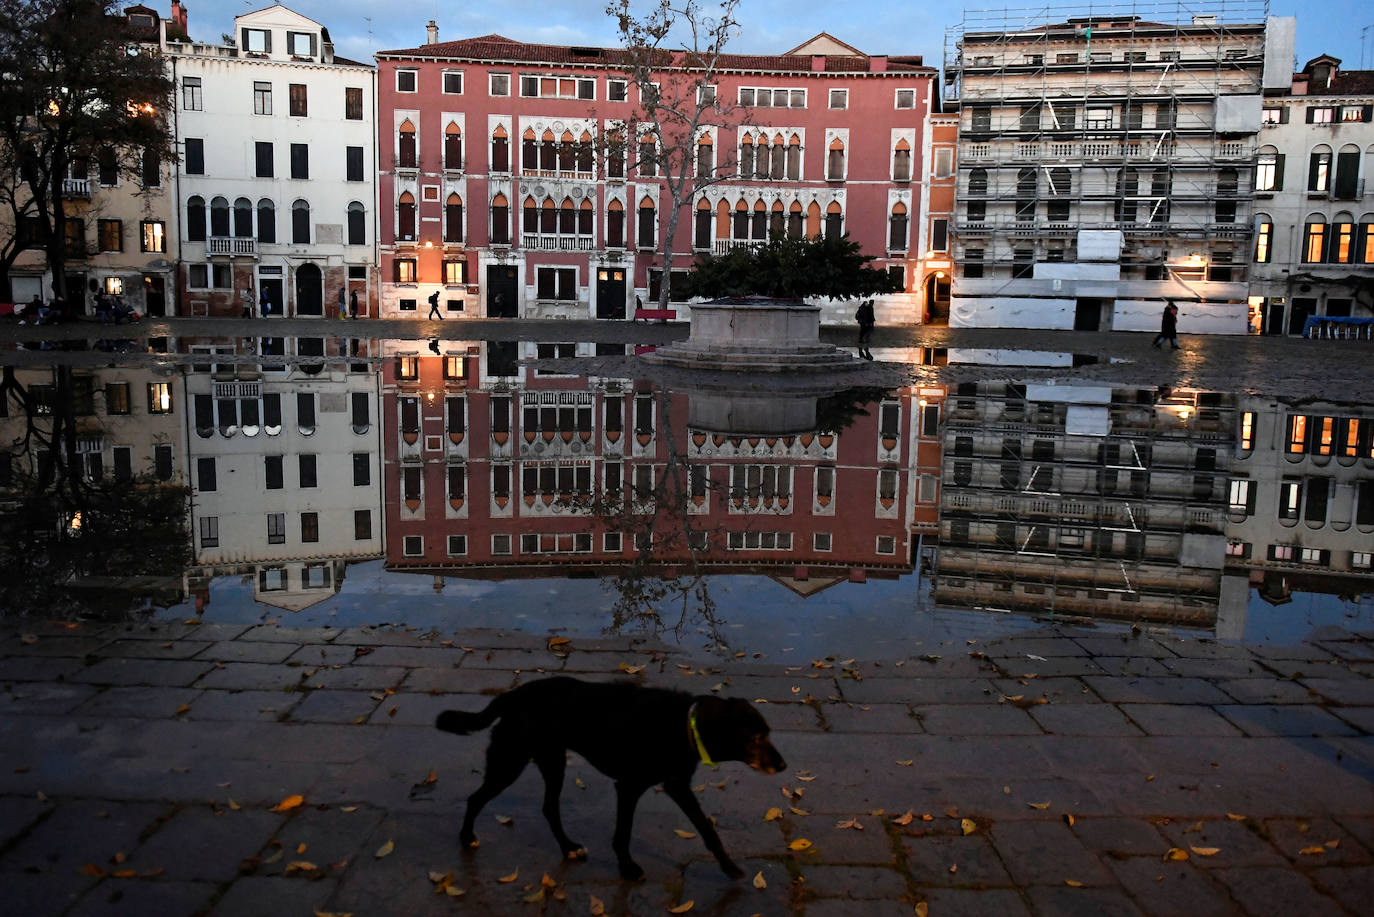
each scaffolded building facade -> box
[944,1,1282,332]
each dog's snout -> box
[748,737,786,774]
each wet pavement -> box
[1,617,1370,916]
[3,316,1373,401]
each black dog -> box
[435,676,786,881]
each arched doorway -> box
[295,263,322,316]
[923,272,950,325]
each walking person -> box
[337,287,346,319]
[1152,300,1180,349]
[349,289,358,319]
[855,298,876,360]
[427,289,443,320]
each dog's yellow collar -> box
[687,702,716,768]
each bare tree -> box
[606,0,741,309]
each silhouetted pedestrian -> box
[428,290,443,320]
[1152,301,1179,349]
[855,299,875,359]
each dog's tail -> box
[435,697,503,735]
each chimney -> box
[426,20,438,45]
[869,55,888,72]
[171,0,187,34]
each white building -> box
[1248,52,1374,335]
[162,4,377,317]
[943,2,1280,333]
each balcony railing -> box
[62,178,91,198]
[712,239,765,254]
[523,234,595,251]
[207,236,258,257]
[961,140,1255,163]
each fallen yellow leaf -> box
[753,871,767,889]
[81,864,107,877]
[498,869,519,882]
[835,818,863,830]
[896,760,914,767]
[667,901,694,914]
[1065,879,1084,887]
[296,843,308,854]
[590,894,606,915]
[1165,847,1189,861]
[619,663,645,674]
[523,889,546,904]
[1226,813,1246,821]
[374,840,394,858]
[789,806,809,816]
[340,806,358,813]
[914,903,929,917]
[270,794,305,812]
[893,811,915,826]
[444,886,464,897]
[764,807,782,822]
[674,829,697,839]
[788,838,813,851]
[174,704,190,716]
[227,798,240,811]
[1189,846,1220,857]
[1298,845,1326,856]
[547,637,570,648]
[495,815,513,825]
[1028,801,1050,810]
[961,818,977,836]
[1063,813,1076,827]
[1325,839,1340,849]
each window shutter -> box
[1273,153,1285,189]
[1306,108,1317,123]
[1364,105,1373,122]
[1334,151,1359,198]
[1309,153,1323,191]
[932,218,948,251]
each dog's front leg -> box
[663,778,744,879]
[611,780,649,881]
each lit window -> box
[147,382,172,414]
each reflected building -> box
[935,381,1236,627]
[380,343,943,589]
[1225,396,1374,605]
[181,335,383,604]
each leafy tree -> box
[0,0,176,301]
[607,0,741,309]
[681,231,901,300]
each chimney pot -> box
[426,20,438,45]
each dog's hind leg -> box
[534,751,586,860]
[611,780,650,881]
[459,740,528,849]
[663,778,744,879]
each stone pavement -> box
[0,618,1371,917]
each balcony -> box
[62,178,91,198]
[712,239,765,254]
[207,237,258,257]
[523,234,595,252]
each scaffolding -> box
[943,1,1271,289]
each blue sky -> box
[180,1,1370,77]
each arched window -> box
[256,198,275,243]
[968,167,988,195]
[893,139,912,182]
[716,199,731,239]
[557,130,575,172]
[739,133,753,179]
[1303,214,1327,263]
[1257,145,1284,191]
[578,199,593,236]
[786,134,801,180]
[1309,144,1333,193]
[1017,167,1038,195]
[694,198,712,249]
[825,201,842,238]
[540,197,556,235]
[637,196,655,249]
[444,123,462,170]
[444,193,463,243]
[606,199,624,248]
[291,199,310,244]
[577,131,594,173]
[186,195,206,241]
[788,200,803,238]
[733,199,749,239]
[398,120,416,168]
[638,135,657,177]
[1332,211,1355,263]
[397,191,416,240]
[233,197,253,237]
[540,129,557,172]
[1253,213,1273,263]
[1335,143,1361,198]
[491,192,510,244]
[490,125,509,172]
[209,195,229,237]
[770,200,785,237]
[1049,168,1071,195]
[770,133,785,180]
[606,130,625,179]
[826,137,845,181]
[1217,168,1238,194]
[522,196,538,234]
[347,201,365,245]
[806,201,821,238]
[521,127,538,171]
[696,134,713,178]
[558,197,576,235]
[1360,211,1374,263]
[889,202,908,251]
[752,199,767,240]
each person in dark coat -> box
[428,289,443,320]
[855,299,876,360]
[349,289,359,319]
[1152,301,1179,349]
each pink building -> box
[374,29,937,324]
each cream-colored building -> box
[943,2,1281,332]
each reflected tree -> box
[0,366,190,617]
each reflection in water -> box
[1,335,1370,651]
